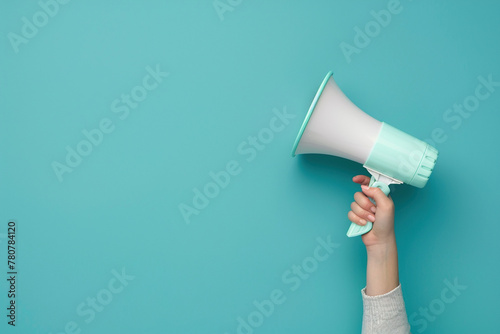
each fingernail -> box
[361,185,369,190]
[367,215,375,222]
[370,206,376,213]
[359,219,366,225]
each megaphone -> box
[292,71,438,237]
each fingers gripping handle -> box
[346,177,391,237]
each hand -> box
[347,175,396,248]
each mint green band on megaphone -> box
[346,176,391,237]
[364,123,438,188]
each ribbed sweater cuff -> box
[361,284,411,334]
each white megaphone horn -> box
[292,71,438,237]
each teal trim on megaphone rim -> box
[291,71,334,157]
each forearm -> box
[361,238,410,334]
[365,236,399,296]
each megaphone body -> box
[292,72,438,237]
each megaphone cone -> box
[292,72,382,163]
[292,72,438,237]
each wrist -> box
[365,235,399,296]
[366,234,396,254]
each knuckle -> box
[361,198,372,210]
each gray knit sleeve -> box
[361,284,411,334]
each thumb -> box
[361,184,392,209]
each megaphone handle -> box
[346,176,391,237]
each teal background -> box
[1,0,499,333]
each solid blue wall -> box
[1,1,499,333]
